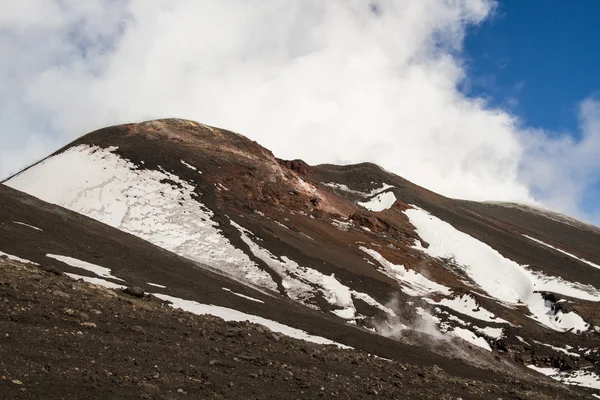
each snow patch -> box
[154,293,351,348]
[147,282,167,289]
[361,247,450,296]
[12,221,43,231]
[0,251,38,265]
[180,159,200,173]
[427,294,510,324]
[472,326,504,339]
[526,293,590,333]
[322,182,364,195]
[350,291,396,317]
[357,191,397,212]
[7,145,275,290]
[451,327,492,351]
[527,366,600,390]
[46,254,124,282]
[516,336,530,346]
[405,205,596,333]
[532,340,580,358]
[322,182,394,198]
[65,273,127,289]
[222,287,264,304]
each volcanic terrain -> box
[1,118,599,399]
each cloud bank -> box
[1,0,599,224]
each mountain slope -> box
[3,118,600,394]
[2,257,590,399]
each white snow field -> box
[405,205,599,333]
[154,293,351,349]
[7,145,276,290]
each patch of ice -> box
[0,250,38,265]
[358,191,397,212]
[222,287,264,304]
[12,221,43,231]
[147,282,167,289]
[46,254,124,282]
[154,293,351,348]
[361,247,451,296]
[405,205,597,333]
[524,235,600,271]
[7,145,274,290]
[65,273,127,290]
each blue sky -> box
[462,0,600,216]
[463,1,600,135]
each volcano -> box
[1,118,599,399]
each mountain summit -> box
[2,118,600,398]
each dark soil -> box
[0,259,590,400]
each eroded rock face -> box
[277,158,312,175]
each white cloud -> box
[520,97,600,221]
[0,0,599,225]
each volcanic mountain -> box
[1,118,599,398]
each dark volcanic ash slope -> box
[3,118,600,394]
[1,258,589,400]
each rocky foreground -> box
[0,257,590,399]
